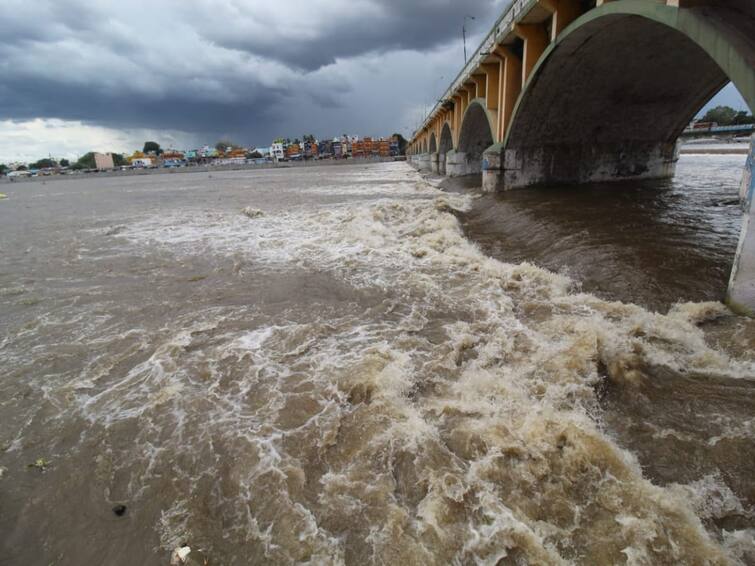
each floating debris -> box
[112,504,127,517]
[170,545,191,565]
[28,458,51,471]
[104,225,126,236]
[241,207,264,219]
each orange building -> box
[286,144,301,159]
[351,140,365,158]
[227,148,247,159]
[378,139,391,157]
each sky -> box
[0,0,749,163]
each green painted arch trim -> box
[503,0,755,146]
[458,98,498,151]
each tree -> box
[0,164,8,175]
[391,133,408,155]
[701,105,738,126]
[30,158,57,169]
[74,152,96,170]
[215,140,235,153]
[732,110,755,125]
[143,141,162,155]
[112,153,127,166]
[247,150,263,159]
[60,158,70,167]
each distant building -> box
[271,142,287,161]
[351,139,365,158]
[286,143,301,160]
[131,157,154,168]
[378,138,391,157]
[94,153,115,170]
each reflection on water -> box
[0,160,753,565]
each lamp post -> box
[463,15,475,64]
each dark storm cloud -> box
[199,0,503,70]
[0,0,503,143]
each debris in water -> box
[0,193,7,200]
[112,504,127,517]
[104,225,126,236]
[241,207,264,219]
[0,466,7,479]
[27,458,50,471]
[170,545,191,565]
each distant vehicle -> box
[693,121,718,130]
[7,170,32,178]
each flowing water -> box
[0,158,753,565]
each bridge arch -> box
[453,99,495,176]
[503,0,755,188]
[439,122,454,175]
[429,132,437,154]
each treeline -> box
[700,105,754,126]
[0,152,127,174]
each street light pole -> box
[463,15,475,64]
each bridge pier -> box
[445,150,468,177]
[430,152,440,174]
[482,143,505,193]
[501,141,681,189]
[417,153,431,173]
[726,135,755,316]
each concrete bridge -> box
[407,0,755,315]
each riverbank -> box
[0,155,405,185]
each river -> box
[1,157,753,565]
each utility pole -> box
[463,15,475,64]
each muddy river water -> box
[1,158,753,564]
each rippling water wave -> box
[0,162,753,564]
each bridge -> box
[407,0,755,315]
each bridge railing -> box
[414,0,535,140]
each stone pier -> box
[430,153,440,174]
[727,136,755,316]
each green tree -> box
[391,133,408,155]
[60,158,70,167]
[0,164,8,175]
[74,152,96,170]
[112,153,127,166]
[215,140,235,153]
[247,150,263,159]
[700,105,738,126]
[143,141,162,155]
[30,158,57,169]
[732,110,755,125]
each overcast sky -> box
[0,0,749,162]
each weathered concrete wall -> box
[727,136,755,315]
[430,152,440,174]
[482,143,505,193]
[446,150,469,177]
[418,153,432,172]
[503,140,681,189]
